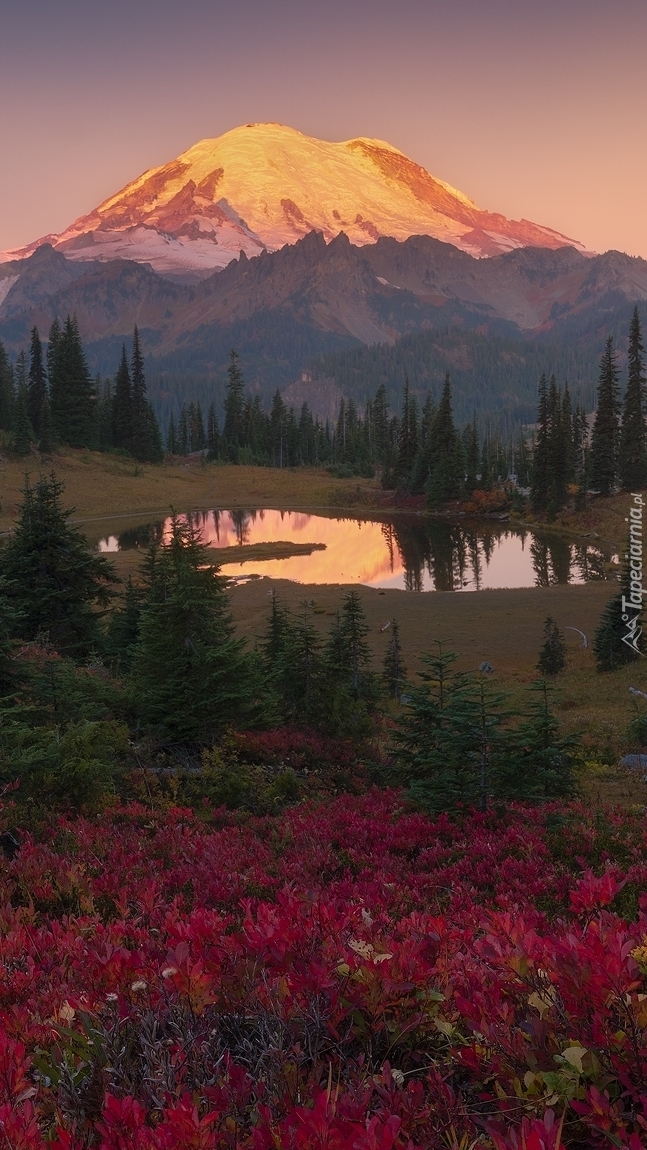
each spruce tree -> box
[499,680,579,799]
[112,346,132,452]
[223,349,245,462]
[537,616,566,676]
[394,380,419,489]
[0,473,118,657]
[97,378,113,450]
[0,580,20,697]
[464,419,480,493]
[178,406,189,455]
[426,373,463,507]
[12,377,33,457]
[128,327,162,462]
[0,341,14,432]
[131,516,262,740]
[105,577,143,670]
[531,374,551,513]
[167,413,177,455]
[372,383,391,465]
[619,307,647,492]
[270,389,286,467]
[393,645,482,811]
[46,317,61,383]
[38,396,55,454]
[49,316,96,448]
[590,336,621,496]
[382,618,407,699]
[207,403,219,460]
[28,327,47,438]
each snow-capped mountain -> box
[0,123,585,277]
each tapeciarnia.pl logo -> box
[622,493,645,655]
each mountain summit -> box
[1,123,584,277]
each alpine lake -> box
[90,508,618,593]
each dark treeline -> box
[169,350,532,504]
[530,307,647,515]
[0,320,163,462]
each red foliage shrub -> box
[2,793,647,1145]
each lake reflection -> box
[97,509,612,592]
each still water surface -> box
[98,509,615,592]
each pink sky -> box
[1,0,646,258]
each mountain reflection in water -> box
[97,509,612,592]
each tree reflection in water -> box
[101,510,614,593]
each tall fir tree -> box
[112,345,132,451]
[590,335,621,496]
[0,473,117,657]
[166,413,178,455]
[394,380,419,489]
[12,372,33,457]
[207,403,219,460]
[382,618,407,700]
[223,349,245,462]
[531,373,551,513]
[129,327,162,462]
[426,373,463,507]
[49,316,96,448]
[0,341,14,432]
[619,307,647,492]
[131,516,262,739]
[46,318,61,386]
[28,327,47,437]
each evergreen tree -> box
[394,380,418,489]
[129,327,162,462]
[97,378,113,451]
[382,618,407,699]
[38,396,55,454]
[49,316,96,448]
[537,616,566,676]
[46,318,61,386]
[463,418,480,493]
[131,516,262,740]
[0,580,20,697]
[0,473,117,657]
[0,342,14,432]
[619,307,647,492]
[105,577,143,670]
[546,376,568,516]
[531,374,551,513]
[393,645,486,811]
[178,406,189,455]
[426,373,463,506]
[167,413,178,455]
[28,327,47,437]
[372,383,391,465]
[270,389,286,467]
[499,680,579,799]
[112,346,132,451]
[207,403,219,460]
[590,336,621,496]
[12,375,33,456]
[223,350,245,461]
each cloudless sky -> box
[1,0,646,256]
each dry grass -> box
[0,446,377,538]
[229,576,647,791]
